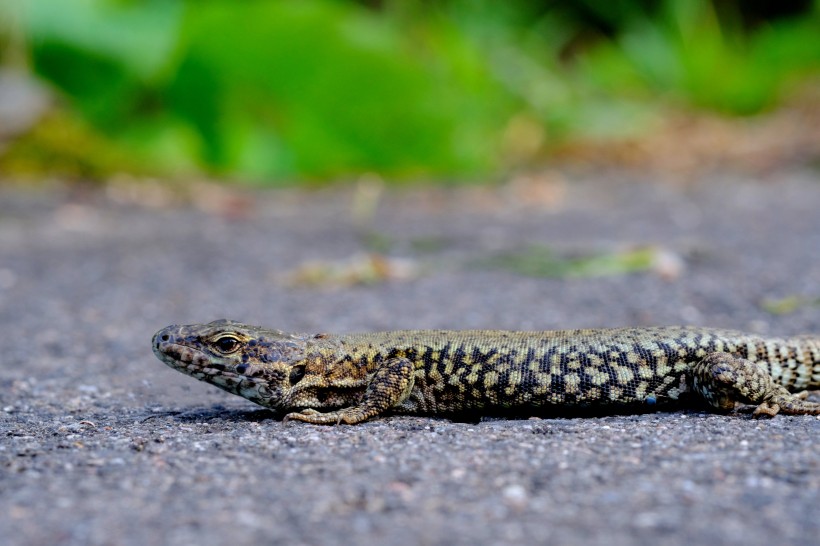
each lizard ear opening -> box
[289,365,306,385]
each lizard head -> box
[151,319,309,409]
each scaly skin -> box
[152,319,820,424]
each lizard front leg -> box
[692,353,820,416]
[285,357,415,425]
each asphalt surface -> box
[1,169,819,546]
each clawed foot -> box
[283,407,370,425]
[752,401,779,418]
[752,392,820,418]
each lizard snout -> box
[152,325,181,350]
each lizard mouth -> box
[152,337,213,373]
[151,326,224,373]
[152,340,252,385]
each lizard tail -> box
[793,336,820,390]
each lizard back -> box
[328,327,820,414]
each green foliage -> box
[1,0,818,183]
[10,0,507,182]
[447,0,820,146]
[581,0,820,114]
[760,295,820,315]
[480,246,657,279]
[171,2,503,178]
[0,110,141,180]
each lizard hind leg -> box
[692,353,820,417]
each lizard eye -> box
[213,336,240,354]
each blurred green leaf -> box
[760,296,820,315]
[588,0,820,115]
[16,0,509,181]
[480,246,657,279]
[23,0,183,78]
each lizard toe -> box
[752,401,779,418]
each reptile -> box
[151,320,820,424]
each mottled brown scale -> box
[152,320,820,424]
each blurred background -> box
[0,0,818,185]
[2,6,820,544]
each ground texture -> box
[1,169,818,546]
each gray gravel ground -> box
[1,169,819,546]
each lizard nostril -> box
[161,334,170,342]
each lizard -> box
[151,319,820,425]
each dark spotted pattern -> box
[152,320,820,424]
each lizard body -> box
[152,320,820,424]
